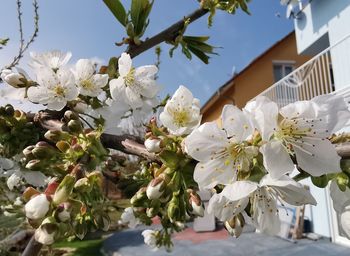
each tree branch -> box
[21,236,42,256]
[127,8,208,58]
[336,143,350,159]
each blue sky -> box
[0,0,293,107]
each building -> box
[281,0,350,247]
[202,0,350,246]
[214,0,350,247]
[201,32,311,122]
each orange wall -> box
[202,33,311,122]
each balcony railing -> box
[254,33,350,108]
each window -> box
[273,62,295,82]
[273,61,297,106]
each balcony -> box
[253,33,350,108]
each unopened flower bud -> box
[22,187,40,202]
[146,177,165,200]
[130,187,147,206]
[74,177,92,193]
[25,159,42,170]
[23,145,35,158]
[45,181,59,195]
[144,138,162,153]
[189,191,204,217]
[1,69,26,88]
[56,203,71,222]
[67,119,83,133]
[64,110,79,122]
[44,130,71,142]
[4,104,14,116]
[34,217,58,245]
[56,141,70,152]
[32,142,55,159]
[25,194,50,220]
[225,214,245,238]
[167,195,181,223]
[53,174,75,205]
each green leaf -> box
[131,0,153,37]
[131,0,142,33]
[311,175,329,188]
[187,45,209,64]
[159,150,180,170]
[107,57,118,78]
[103,0,127,26]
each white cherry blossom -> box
[245,95,349,179]
[25,194,50,220]
[185,105,257,189]
[330,180,350,239]
[119,207,140,228]
[208,174,316,235]
[27,68,78,111]
[72,59,108,97]
[29,50,72,71]
[110,53,160,109]
[160,85,201,136]
[141,229,158,250]
[95,99,129,135]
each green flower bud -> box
[67,120,83,133]
[74,177,92,193]
[56,141,70,153]
[167,195,181,223]
[44,130,71,142]
[25,159,43,170]
[188,191,204,217]
[224,214,245,238]
[146,177,166,200]
[64,110,79,122]
[53,174,76,205]
[34,217,58,245]
[130,187,147,207]
[23,145,35,158]
[32,142,56,159]
[4,104,14,116]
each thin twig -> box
[21,236,42,256]
[126,8,208,58]
[6,0,39,69]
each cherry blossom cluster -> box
[2,50,350,250]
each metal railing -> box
[254,33,350,108]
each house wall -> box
[294,0,350,89]
[293,0,350,239]
[202,33,310,122]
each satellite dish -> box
[280,0,300,19]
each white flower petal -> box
[74,59,95,80]
[118,53,132,77]
[135,65,158,79]
[294,138,341,176]
[221,104,254,141]
[185,122,228,161]
[260,141,295,179]
[330,180,350,213]
[244,96,278,141]
[110,77,126,101]
[221,181,258,202]
[260,174,317,206]
[193,158,236,189]
[125,86,143,108]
